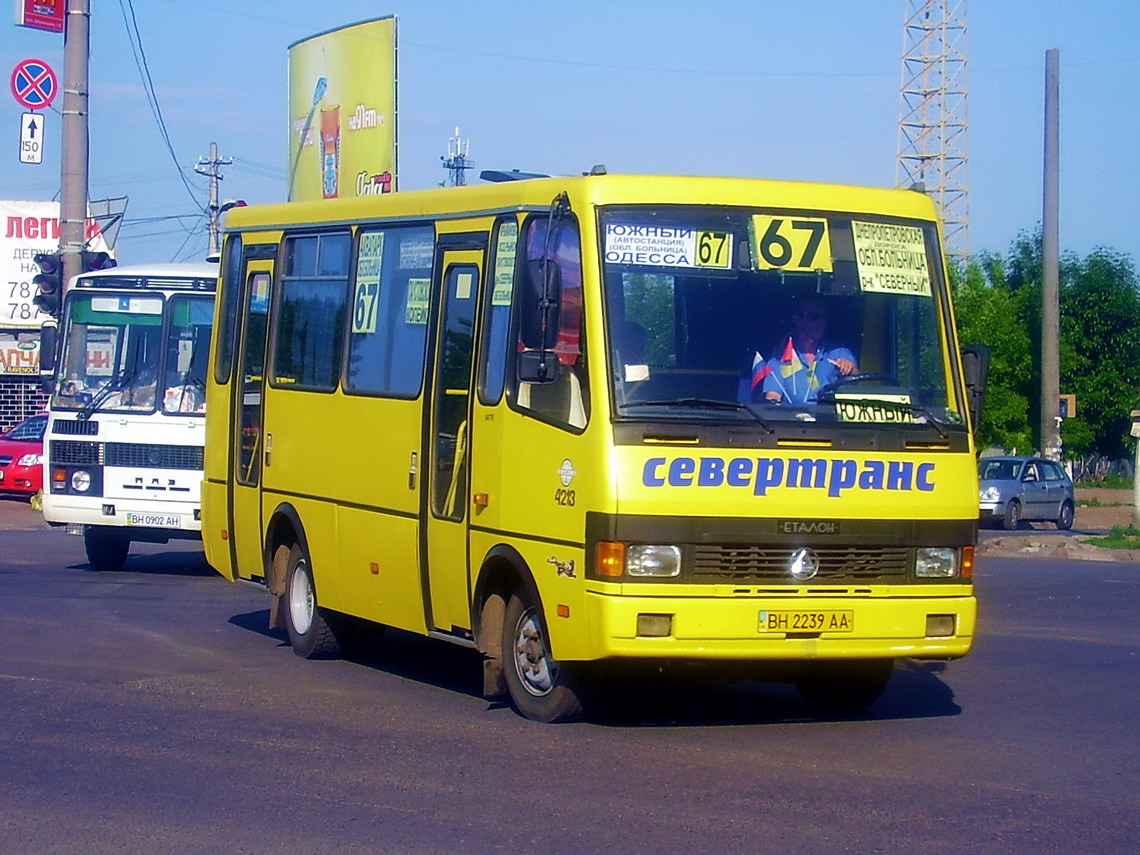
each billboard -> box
[287,16,398,203]
[15,0,65,32]
[0,199,113,332]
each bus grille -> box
[52,419,99,435]
[105,443,204,470]
[50,440,103,465]
[692,545,910,582]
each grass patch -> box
[1084,525,1140,549]
[1076,497,1104,507]
[1076,475,1133,490]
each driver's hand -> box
[828,358,856,375]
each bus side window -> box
[511,213,588,430]
[478,217,518,405]
[345,225,435,398]
[272,233,351,390]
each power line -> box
[117,0,204,213]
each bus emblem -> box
[558,459,576,487]
[787,548,820,581]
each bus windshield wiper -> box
[77,368,136,421]
[622,398,774,432]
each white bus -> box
[40,263,218,570]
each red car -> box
[0,412,47,497]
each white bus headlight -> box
[626,545,681,577]
[70,470,92,493]
[915,547,957,578]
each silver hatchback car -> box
[978,456,1075,530]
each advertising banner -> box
[15,0,65,32]
[287,16,398,203]
[0,199,113,334]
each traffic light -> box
[32,251,62,317]
[81,250,116,272]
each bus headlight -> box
[70,470,92,493]
[627,545,681,577]
[915,547,957,578]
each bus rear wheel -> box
[284,543,342,660]
[84,525,129,572]
[795,658,894,715]
[502,591,585,723]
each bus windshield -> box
[52,292,215,416]
[601,206,963,429]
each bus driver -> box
[761,296,857,405]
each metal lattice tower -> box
[895,0,970,259]
[441,128,474,187]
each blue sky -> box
[2,0,1137,267]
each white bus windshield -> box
[52,292,215,416]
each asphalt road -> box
[1,499,1137,854]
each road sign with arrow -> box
[20,112,44,164]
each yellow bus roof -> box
[224,174,940,233]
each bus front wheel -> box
[84,525,129,572]
[502,591,585,723]
[283,543,342,660]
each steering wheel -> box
[817,373,900,398]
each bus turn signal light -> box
[597,541,625,577]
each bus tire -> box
[502,591,584,723]
[84,525,129,572]
[795,658,894,715]
[283,543,342,660]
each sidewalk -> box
[0,498,53,531]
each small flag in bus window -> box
[750,351,771,392]
[778,337,804,378]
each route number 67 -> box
[749,215,833,273]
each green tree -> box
[1059,247,1140,458]
[953,229,1140,460]
[950,253,1033,451]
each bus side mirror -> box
[517,349,559,384]
[961,342,990,433]
[519,259,561,351]
[39,318,58,394]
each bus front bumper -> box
[41,495,202,534]
[578,589,975,661]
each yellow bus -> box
[203,173,985,722]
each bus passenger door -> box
[424,248,483,633]
[228,260,274,583]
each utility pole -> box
[1041,49,1061,461]
[195,142,233,261]
[59,0,91,287]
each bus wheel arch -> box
[264,503,307,630]
[472,546,540,700]
[263,504,341,659]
